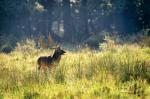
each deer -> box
[37,46,66,73]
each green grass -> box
[0,39,150,99]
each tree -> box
[39,0,55,35]
[78,0,89,42]
[63,0,76,43]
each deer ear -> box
[56,45,59,47]
[56,45,60,50]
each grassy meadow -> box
[0,39,150,99]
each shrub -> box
[15,39,37,54]
[24,91,40,99]
[54,65,66,83]
[100,38,150,82]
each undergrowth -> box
[0,39,150,98]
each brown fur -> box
[37,47,65,72]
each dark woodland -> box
[0,0,150,52]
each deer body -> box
[38,56,53,70]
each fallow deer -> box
[37,46,66,73]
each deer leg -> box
[38,65,41,70]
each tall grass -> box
[0,39,150,98]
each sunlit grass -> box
[0,39,150,98]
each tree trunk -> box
[78,0,89,42]
[40,0,54,35]
[63,0,76,43]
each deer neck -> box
[52,52,60,60]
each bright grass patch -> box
[0,39,150,98]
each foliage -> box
[1,0,150,46]
[100,37,150,82]
[14,39,38,57]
